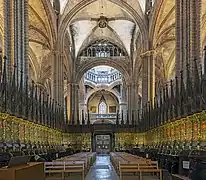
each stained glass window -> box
[99,102,107,114]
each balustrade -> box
[89,113,117,119]
[80,39,126,58]
[85,70,122,84]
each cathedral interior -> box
[0,0,206,180]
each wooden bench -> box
[64,161,85,180]
[45,161,65,179]
[111,152,162,180]
[45,152,96,180]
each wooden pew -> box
[45,152,96,180]
[64,161,85,180]
[110,152,162,180]
[44,161,65,179]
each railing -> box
[85,71,122,84]
[89,113,117,119]
[80,56,126,60]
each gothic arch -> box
[85,88,121,104]
[76,58,130,83]
[57,0,149,54]
[77,36,128,59]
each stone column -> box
[131,82,139,122]
[23,0,29,81]
[141,50,155,105]
[119,83,128,123]
[67,83,72,122]
[142,55,149,105]
[14,0,20,82]
[70,83,76,124]
[119,102,127,124]
[127,82,132,123]
[10,0,28,85]
[190,0,201,68]
[3,0,12,79]
[175,0,181,77]
[75,84,80,123]
[126,81,139,124]
[52,50,64,105]
[52,50,58,100]
[79,103,87,124]
[67,82,79,124]
[176,0,201,77]
[149,52,155,103]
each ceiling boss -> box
[98,16,108,28]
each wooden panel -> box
[0,162,44,180]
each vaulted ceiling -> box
[28,0,56,92]
[152,0,175,85]
[62,0,147,57]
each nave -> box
[1,0,206,180]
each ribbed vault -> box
[151,0,175,89]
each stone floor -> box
[85,155,118,180]
[46,155,164,180]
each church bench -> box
[45,152,96,180]
[44,161,65,179]
[64,161,85,180]
[119,162,162,180]
[110,152,162,180]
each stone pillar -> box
[23,0,29,81]
[52,50,58,100]
[149,52,155,103]
[126,81,139,124]
[67,83,79,124]
[71,83,76,124]
[119,102,127,123]
[52,50,64,105]
[176,0,201,77]
[142,55,149,105]
[131,82,139,121]
[19,0,29,85]
[75,84,80,123]
[120,83,127,102]
[3,0,12,79]
[127,82,132,123]
[3,0,29,84]
[120,83,128,123]
[141,51,155,105]
[14,0,20,82]
[79,103,87,124]
[190,0,201,68]
[175,0,181,77]
[67,83,72,122]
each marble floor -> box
[46,155,163,180]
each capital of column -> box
[125,80,137,87]
[119,102,127,105]
[140,50,155,58]
[67,83,79,88]
[51,50,64,57]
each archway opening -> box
[79,65,127,124]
